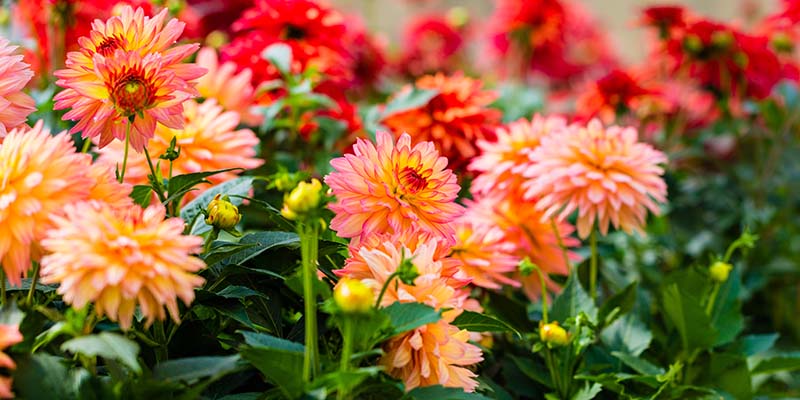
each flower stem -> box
[153,320,168,363]
[705,283,721,316]
[26,262,41,306]
[300,223,320,382]
[81,138,91,153]
[0,270,6,306]
[589,229,598,301]
[337,317,354,400]
[118,122,131,183]
[143,146,168,204]
[375,272,399,308]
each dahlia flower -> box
[54,6,204,151]
[381,319,483,392]
[382,73,500,170]
[576,69,656,123]
[325,131,463,244]
[0,122,93,286]
[87,161,134,210]
[221,0,350,86]
[96,99,263,200]
[398,13,468,78]
[523,120,668,238]
[40,201,206,330]
[469,115,567,196]
[463,193,578,299]
[0,323,22,399]
[0,38,35,138]
[195,47,261,125]
[451,220,519,290]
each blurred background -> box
[333,0,780,62]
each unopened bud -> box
[711,30,734,50]
[334,278,374,314]
[771,32,794,53]
[709,261,732,283]
[397,257,420,285]
[281,179,322,220]
[205,194,241,230]
[683,34,704,55]
[539,322,569,346]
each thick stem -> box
[26,262,41,306]
[118,123,131,183]
[0,269,6,307]
[589,230,598,301]
[301,223,320,382]
[153,320,168,363]
[337,317,354,400]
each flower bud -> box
[205,194,240,230]
[683,34,704,55]
[281,179,322,221]
[709,261,732,283]
[539,322,569,346]
[771,32,794,53]
[334,278,374,314]
[711,30,734,50]
[397,257,420,285]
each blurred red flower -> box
[397,12,468,78]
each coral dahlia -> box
[0,322,22,399]
[523,119,668,238]
[0,38,36,138]
[0,122,93,286]
[54,6,204,151]
[195,47,261,125]
[325,131,464,244]
[40,201,206,330]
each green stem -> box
[300,223,320,382]
[81,138,91,153]
[26,262,41,306]
[153,320,168,363]
[0,269,6,307]
[118,123,131,183]
[143,146,167,204]
[531,263,549,324]
[337,317,354,400]
[589,230,598,301]
[203,228,220,254]
[705,283,721,316]
[375,272,399,308]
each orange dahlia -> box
[0,122,93,286]
[463,193,579,299]
[469,115,567,196]
[95,99,263,200]
[382,73,500,170]
[54,6,204,151]
[523,119,668,238]
[40,201,206,330]
[381,319,483,392]
[0,38,36,138]
[451,220,519,290]
[195,47,261,125]
[87,161,134,210]
[325,131,464,245]
[0,323,22,399]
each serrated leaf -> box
[216,285,265,300]
[661,283,717,351]
[601,314,652,356]
[382,88,439,117]
[551,274,598,324]
[571,382,602,400]
[751,352,800,374]
[167,168,240,205]
[261,43,292,75]
[209,231,299,269]
[61,332,141,374]
[452,311,520,337]
[382,302,441,337]
[611,351,664,376]
[154,355,242,383]
[130,185,153,207]
[181,177,254,235]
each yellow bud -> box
[333,278,374,314]
[539,322,569,346]
[205,194,241,230]
[709,261,732,283]
[479,334,494,349]
[282,179,322,220]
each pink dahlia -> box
[0,38,35,138]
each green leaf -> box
[261,43,292,75]
[154,355,242,383]
[403,385,491,399]
[751,352,800,374]
[382,302,441,337]
[571,383,602,400]
[509,355,551,386]
[209,231,299,269]
[661,283,717,351]
[452,311,520,337]
[238,331,305,399]
[551,274,598,324]
[729,333,779,357]
[167,168,240,205]
[601,314,652,356]
[611,351,665,376]
[130,185,153,207]
[13,354,76,399]
[181,177,254,235]
[61,332,141,374]
[707,353,752,399]
[485,291,536,333]
[598,281,637,327]
[382,88,439,117]
[216,285,265,300]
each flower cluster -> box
[327,132,483,392]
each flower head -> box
[398,12,468,78]
[0,38,35,138]
[576,69,655,123]
[41,201,206,330]
[382,73,500,170]
[54,6,204,151]
[381,319,483,392]
[206,194,241,231]
[451,220,519,290]
[95,99,263,200]
[281,179,323,221]
[87,161,134,211]
[325,131,464,244]
[195,47,261,125]
[333,278,374,314]
[523,119,668,238]
[0,322,22,399]
[0,122,93,286]
[469,115,567,196]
